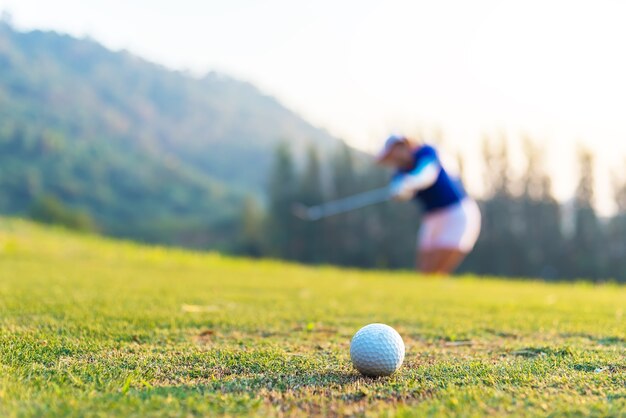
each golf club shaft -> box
[303,187,392,220]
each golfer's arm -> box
[392,159,440,198]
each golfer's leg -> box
[432,249,467,274]
[438,199,481,274]
[420,249,461,274]
[420,249,457,274]
[427,199,481,275]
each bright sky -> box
[2,0,626,213]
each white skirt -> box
[418,198,481,253]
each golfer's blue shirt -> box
[393,145,467,213]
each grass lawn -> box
[0,218,624,417]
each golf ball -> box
[350,323,405,376]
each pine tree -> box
[607,165,626,281]
[518,137,562,278]
[297,146,325,263]
[325,144,361,265]
[265,143,299,259]
[237,197,263,257]
[570,147,605,280]
[473,134,516,275]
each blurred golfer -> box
[377,135,481,274]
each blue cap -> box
[376,135,406,161]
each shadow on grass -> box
[559,333,625,346]
[124,370,435,416]
[133,369,408,401]
[510,346,573,358]
[572,362,626,373]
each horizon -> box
[1,1,625,214]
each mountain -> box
[0,22,344,246]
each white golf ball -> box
[350,323,405,377]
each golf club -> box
[292,186,392,221]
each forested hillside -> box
[0,21,341,245]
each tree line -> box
[236,138,626,282]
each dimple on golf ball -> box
[350,323,405,376]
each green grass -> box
[0,218,624,417]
